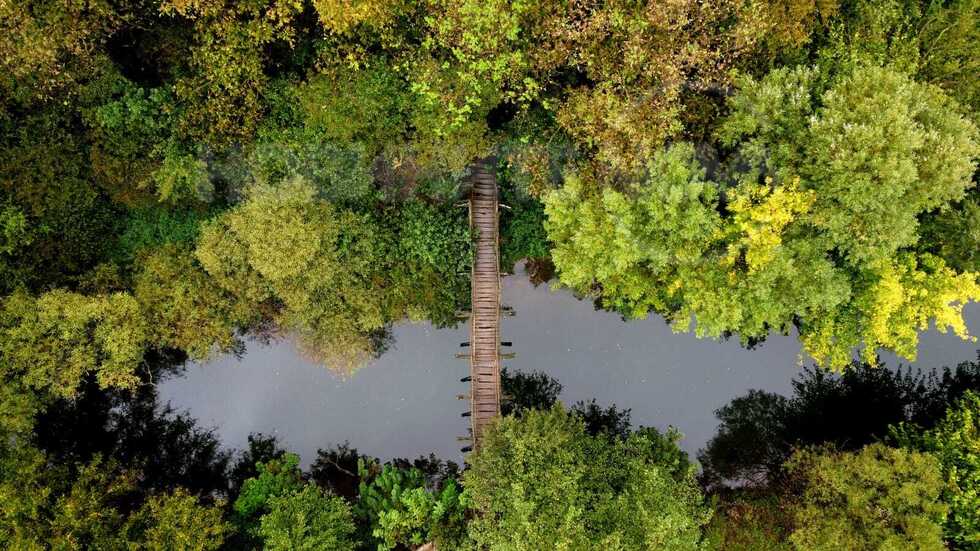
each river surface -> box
[160,268,980,466]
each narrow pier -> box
[466,162,502,449]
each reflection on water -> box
[159,270,980,466]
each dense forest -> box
[1,0,979,549]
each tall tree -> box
[699,355,980,488]
[258,484,357,551]
[0,290,148,433]
[464,406,711,550]
[355,461,467,550]
[892,391,980,550]
[787,443,947,551]
[0,443,229,549]
[545,65,980,369]
[0,0,123,106]
[157,0,305,147]
[134,245,248,360]
[195,177,390,371]
[195,176,470,371]
[34,358,232,501]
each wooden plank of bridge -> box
[468,161,501,450]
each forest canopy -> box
[544,65,980,367]
[0,0,979,546]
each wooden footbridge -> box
[457,161,511,453]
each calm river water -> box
[160,268,980,466]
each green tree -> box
[721,64,979,367]
[545,143,725,320]
[913,0,980,119]
[1,290,147,395]
[248,126,374,205]
[0,290,148,433]
[234,453,305,521]
[814,0,980,120]
[0,0,123,106]
[158,0,304,147]
[464,405,711,550]
[310,0,409,35]
[152,151,212,205]
[700,357,980,489]
[196,177,471,370]
[0,203,30,257]
[124,489,229,550]
[83,80,189,206]
[920,191,980,274]
[718,63,979,265]
[546,65,980,369]
[133,245,247,359]
[233,452,305,544]
[258,484,357,551]
[787,443,947,551]
[26,456,135,549]
[0,202,33,290]
[195,177,389,371]
[0,440,53,546]
[296,63,410,165]
[801,67,975,264]
[0,108,122,290]
[227,434,287,503]
[0,442,228,550]
[302,56,489,189]
[387,201,472,326]
[356,461,466,550]
[500,198,550,272]
[892,391,980,550]
[116,206,208,263]
[416,0,791,171]
[704,494,793,551]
